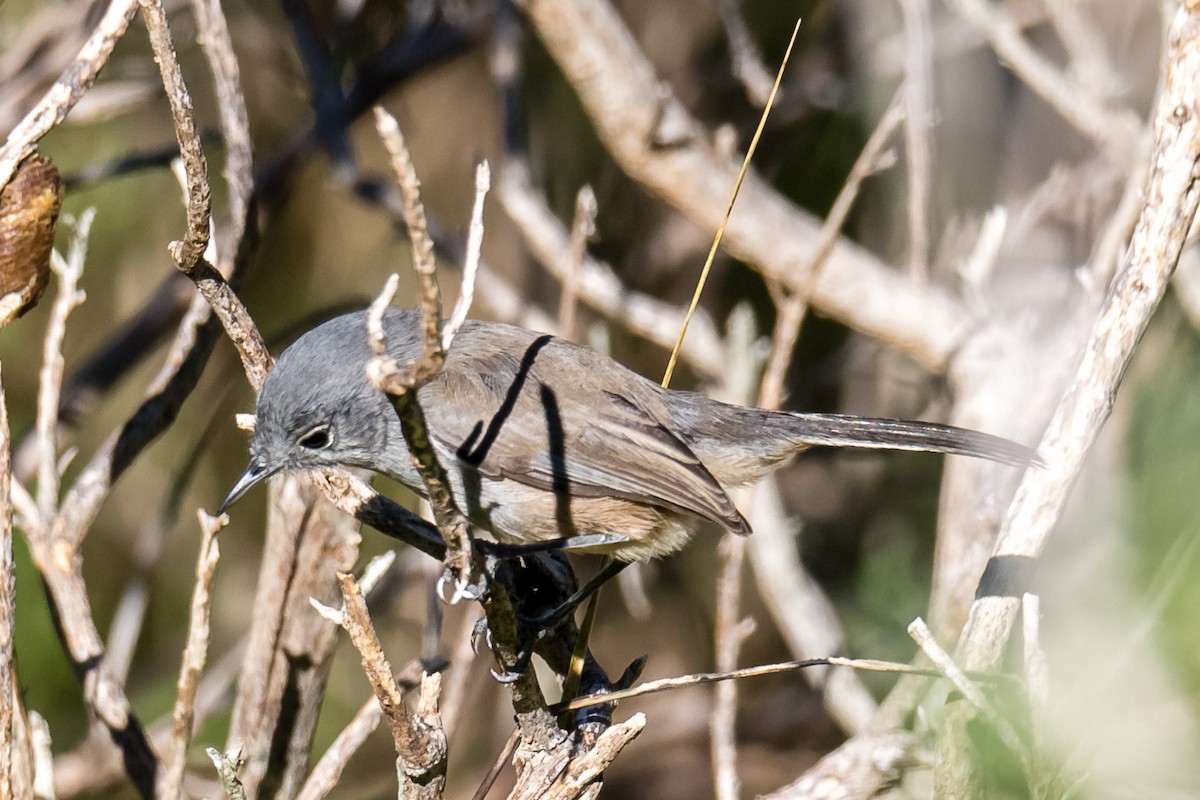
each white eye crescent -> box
[298,426,331,450]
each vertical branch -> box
[0,0,139,188]
[367,108,490,587]
[313,573,447,798]
[372,108,443,369]
[137,0,271,390]
[898,0,933,279]
[0,367,13,798]
[35,211,90,520]
[158,511,224,800]
[710,308,760,800]
[939,1,1200,792]
[557,185,596,340]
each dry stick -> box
[0,0,139,188]
[758,88,904,412]
[28,711,53,799]
[367,108,480,588]
[506,713,645,800]
[757,731,915,800]
[137,0,271,390]
[710,308,760,800]
[1044,0,1122,97]
[518,0,969,374]
[908,618,1031,780]
[954,0,1200,678]
[557,184,596,340]
[944,0,1142,156]
[34,211,89,522]
[898,0,933,280]
[294,696,383,800]
[445,163,491,350]
[716,0,776,107]
[188,0,254,244]
[158,511,224,800]
[20,217,158,799]
[207,747,247,800]
[470,727,520,800]
[554,655,1006,715]
[941,5,1200,792]
[662,18,800,387]
[313,574,447,797]
[0,366,13,799]
[497,162,724,378]
[748,90,905,739]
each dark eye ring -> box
[298,426,331,450]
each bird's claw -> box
[437,566,487,605]
[489,666,524,684]
[470,616,494,655]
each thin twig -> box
[29,710,53,800]
[207,746,247,800]
[944,0,1141,155]
[716,0,776,107]
[158,511,224,800]
[899,0,933,279]
[662,18,800,387]
[758,88,904,408]
[553,655,1008,714]
[444,160,491,350]
[138,0,271,389]
[187,0,254,247]
[557,184,596,340]
[469,727,519,800]
[35,211,90,521]
[710,306,760,800]
[314,572,447,796]
[367,106,485,590]
[908,618,1029,773]
[0,0,139,189]
[0,366,12,799]
[294,696,383,800]
[497,162,724,377]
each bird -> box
[219,308,1037,565]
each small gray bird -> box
[220,309,1035,561]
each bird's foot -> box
[437,564,487,604]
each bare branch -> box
[0,0,139,189]
[953,0,1200,674]
[294,696,382,800]
[158,511,224,800]
[36,210,90,520]
[899,0,933,279]
[497,162,724,377]
[444,161,491,350]
[517,0,971,373]
[944,0,1142,154]
[0,367,13,798]
[325,572,447,797]
[137,0,271,390]
[557,184,596,340]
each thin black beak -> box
[217,458,273,515]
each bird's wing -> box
[418,328,750,535]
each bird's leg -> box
[495,559,630,680]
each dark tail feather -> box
[784,412,1040,467]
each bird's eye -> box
[297,426,331,450]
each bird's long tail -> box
[668,393,1038,485]
[774,412,1037,466]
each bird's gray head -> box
[218,309,419,513]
